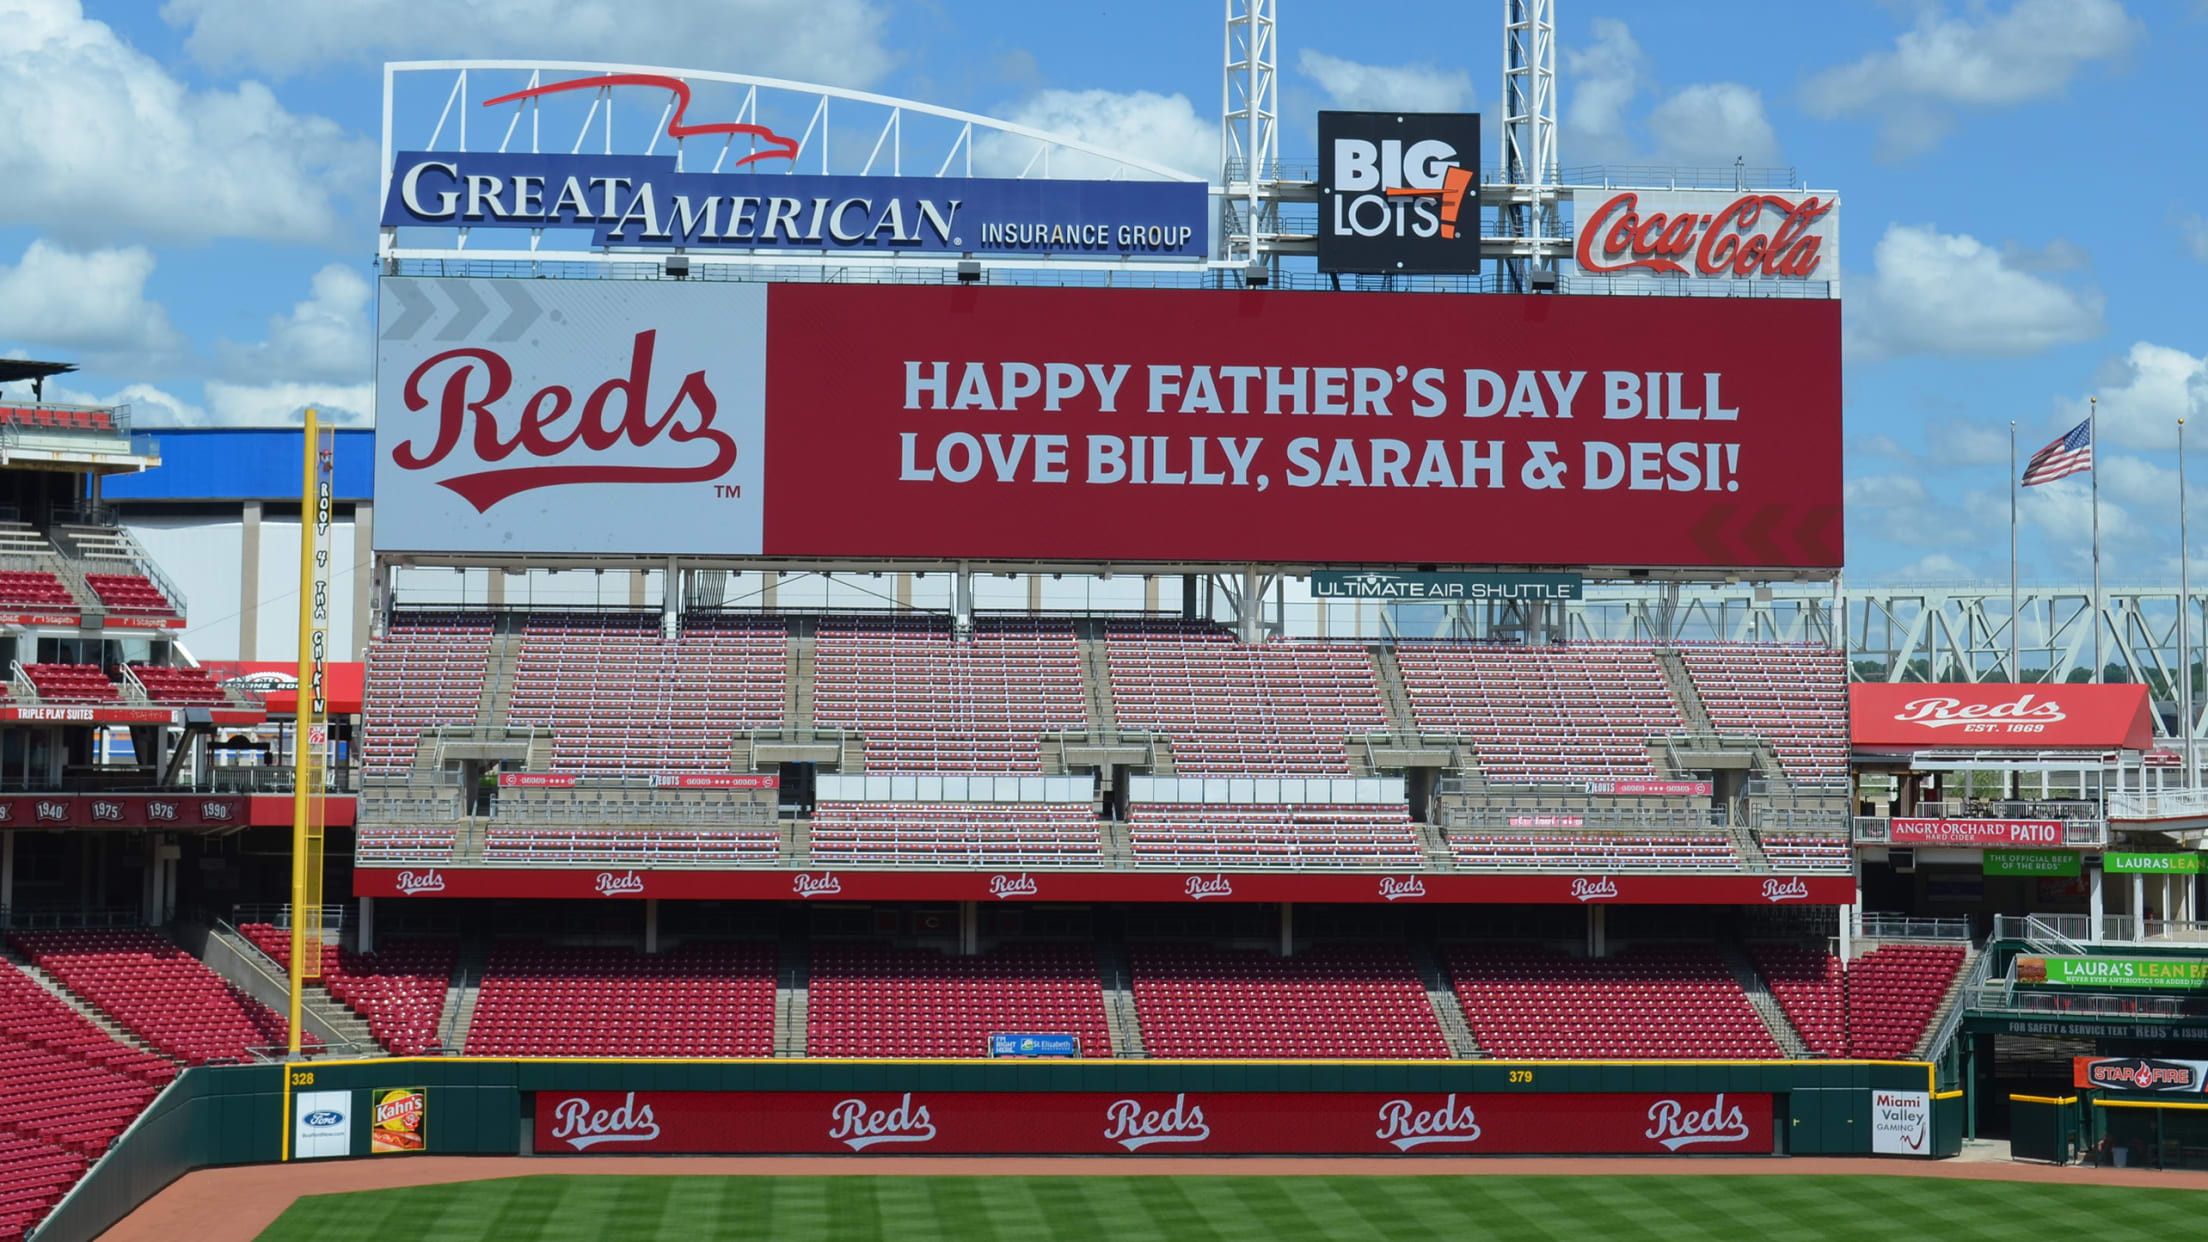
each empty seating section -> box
[1449,833,1741,870]
[0,405,115,432]
[1446,944,1779,1058]
[1679,645,1849,782]
[1748,942,1845,1056]
[1845,944,1965,1058]
[1130,942,1448,1058]
[84,573,172,617]
[129,663,228,706]
[1396,644,1679,782]
[505,611,784,777]
[1107,624,1387,775]
[465,940,774,1057]
[808,941,1110,1057]
[362,611,493,776]
[1749,942,1963,1058]
[1126,803,1419,868]
[813,617,1087,772]
[1755,833,1852,871]
[354,825,458,865]
[0,962,170,1234]
[808,802,1101,867]
[0,570,73,612]
[238,925,455,1056]
[8,930,294,1064]
[482,826,778,865]
[19,664,116,703]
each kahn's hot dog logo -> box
[370,1087,428,1154]
[395,330,737,512]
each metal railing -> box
[1993,991,2208,1020]
[228,903,348,932]
[2106,789,2208,821]
[1,906,142,931]
[1438,803,1728,830]
[1915,800,2100,822]
[1855,913,1972,941]
[1995,913,2208,947]
[1922,944,1989,1067]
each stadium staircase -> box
[774,930,810,1058]
[434,938,486,1054]
[1719,941,1812,1057]
[1653,649,1714,732]
[202,924,377,1053]
[1094,936,1146,1058]
[474,619,524,727]
[1408,941,1483,1058]
[0,947,174,1066]
[784,616,818,741]
[1911,943,1982,1060]
[1073,621,1119,736]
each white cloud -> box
[976,90,1213,181]
[2050,342,2208,452]
[1298,50,1475,112]
[0,240,181,357]
[1845,224,2104,360]
[162,0,895,88]
[218,263,371,385]
[1885,552,1981,583]
[1927,420,2016,467]
[2180,213,2208,265]
[1647,83,1781,167]
[0,0,370,246]
[1561,19,1779,170]
[204,381,373,428]
[1803,0,2141,158]
[40,381,207,427]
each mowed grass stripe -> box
[254,1173,2208,1242]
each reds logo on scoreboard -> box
[1317,111,1481,275]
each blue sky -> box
[0,0,2202,586]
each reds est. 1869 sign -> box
[372,277,1841,568]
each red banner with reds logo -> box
[534,1090,1772,1156]
[1851,684,2153,751]
[355,867,1852,906]
[373,280,1840,570]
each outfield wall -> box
[34,1058,1955,1242]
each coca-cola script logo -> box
[829,1094,936,1150]
[1103,1094,1210,1150]
[988,873,1039,900]
[1184,875,1233,901]
[548,1092,661,1150]
[1645,1095,1751,1151]
[594,871,646,897]
[1892,694,2066,729]
[792,872,842,898]
[1570,877,1619,902]
[394,330,737,512]
[1575,191,1832,278]
[1375,1095,1483,1150]
[1761,877,1811,904]
[393,870,447,896]
[1378,876,1427,902]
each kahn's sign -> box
[381,76,1204,260]
[1316,111,1481,274]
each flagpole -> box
[2182,416,2194,787]
[2010,421,2019,682]
[2091,396,2102,684]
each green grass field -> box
[255,1173,2206,1241]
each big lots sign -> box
[535,1090,1770,1155]
[1851,683,2154,751]
[374,279,1840,569]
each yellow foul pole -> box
[287,408,331,1055]
[287,408,315,1054]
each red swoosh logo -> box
[482,73,799,168]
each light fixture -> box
[956,259,982,283]
[665,255,691,279]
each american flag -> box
[2022,418,2092,486]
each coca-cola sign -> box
[533,1090,1772,1155]
[376,278,765,556]
[1574,189,1838,281]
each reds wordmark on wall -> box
[373,279,1841,568]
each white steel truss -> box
[1499,0,1563,291]
[1220,0,1280,275]
[379,61,1210,278]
